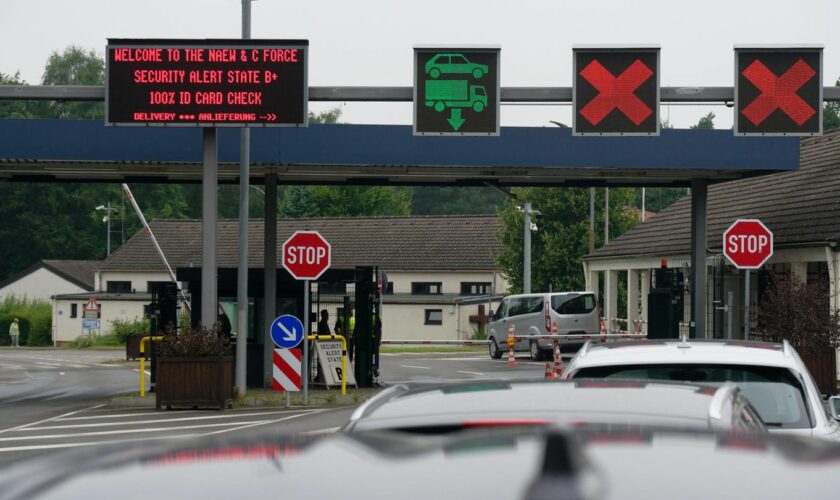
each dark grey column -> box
[262,174,277,387]
[690,179,708,338]
[201,128,218,328]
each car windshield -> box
[572,364,812,429]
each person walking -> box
[9,318,20,347]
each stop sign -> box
[282,231,331,280]
[723,219,774,269]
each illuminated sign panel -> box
[106,39,307,127]
[735,47,822,136]
[413,47,500,136]
[573,47,660,136]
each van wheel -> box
[530,341,542,361]
[489,338,502,359]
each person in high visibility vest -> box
[335,309,356,361]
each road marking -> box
[132,368,152,376]
[57,411,203,421]
[0,420,279,442]
[0,363,24,369]
[0,403,106,436]
[200,410,323,437]
[26,410,310,430]
[399,365,431,370]
[0,433,198,453]
[97,363,121,367]
[35,362,62,367]
[457,371,485,376]
[301,426,340,435]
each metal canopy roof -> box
[0,119,799,186]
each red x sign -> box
[741,59,816,126]
[573,48,659,135]
[579,59,653,126]
[735,47,822,135]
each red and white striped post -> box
[506,323,516,367]
[273,348,302,392]
[552,341,563,379]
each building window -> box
[70,303,78,318]
[424,309,443,325]
[460,282,491,295]
[807,262,829,285]
[106,281,132,293]
[412,282,442,295]
[382,282,394,295]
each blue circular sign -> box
[270,315,304,349]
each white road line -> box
[35,362,62,367]
[200,410,322,437]
[0,403,106,436]
[57,411,202,421]
[0,420,277,442]
[457,371,485,376]
[26,411,310,430]
[97,363,121,367]
[301,426,340,435]
[399,365,431,370]
[0,433,198,453]
[0,363,24,369]
[132,368,152,376]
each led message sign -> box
[414,47,500,136]
[106,39,307,127]
[735,46,822,136]
[573,47,660,136]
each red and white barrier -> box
[380,339,490,345]
[273,348,302,392]
[506,324,517,367]
[552,341,563,379]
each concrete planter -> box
[155,356,234,410]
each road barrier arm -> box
[307,335,347,396]
[139,335,163,397]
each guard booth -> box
[176,265,379,388]
[647,262,685,339]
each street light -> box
[95,203,119,257]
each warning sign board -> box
[314,340,357,389]
[83,296,100,320]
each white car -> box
[563,338,840,441]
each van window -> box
[508,298,528,317]
[526,297,544,314]
[494,300,508,319]
[553,294,596,314]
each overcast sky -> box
[1,0,837,129]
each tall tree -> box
[691,112,715,129]
[410,186,505,215]
[825,77,840,132]
[40,46,104,119]
[496,187,638,293]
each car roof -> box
[569,339,798,371]
[504,291,593,299]
[4,428,839,500]
[350,379,739,431]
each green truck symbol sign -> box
[424,80,487,131]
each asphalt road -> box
[378,351,566,385]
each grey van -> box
[488,292,599,360]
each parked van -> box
[487,292,599,360]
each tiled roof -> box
[0,260,98,291]
[587,131,840,260]
[102,215,502,271]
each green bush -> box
[0,295,51,346]
[109,317,150,344]
[69,336,94,349]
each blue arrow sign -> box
[270,315,304,349]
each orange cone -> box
[506,323,517,367]
[552,340,563,379]
[544,362,553,380]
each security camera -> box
[530,222,538,231]
[102,216,110,223]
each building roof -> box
[587,131,840,260]
[0,260,98,291]
[101,215,503,272]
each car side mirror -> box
[489,311,496,322]
[828,396,840,421]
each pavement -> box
[0,347,558,468]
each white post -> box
[627,270,639,331]
[791,262,807,283]
[605,270,618,333]
[640,270,650,334]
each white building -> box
[0,260,96,302]
[52,215,509,345]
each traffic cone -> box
[599,317,607,343]
[506,323,517,367]
[552,321,558,336]
[544,362,553,380]
[634,319,643,335]
[552,340,563,379]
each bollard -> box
[544,362,553,380]
[506,323,517,367]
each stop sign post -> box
[282,231,332,405]
[723,219,773,340]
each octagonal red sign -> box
[723,219,774,269]
[282,231,331,280]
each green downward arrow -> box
[447,108,466,131]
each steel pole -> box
[201,128,218,328]
[303,279,309,405]
[727,290,734,340]
[263,175,277,387]
[235,0,252,395]
[106,201,111,257]
[690,179,708,339]
[744,270,750,340]
[589,188,595,254]
[523,202,531,294]
[604,188,610,244]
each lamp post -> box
[95,203,119,257]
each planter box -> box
[155,356,233,410]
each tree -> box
[0,72,36,119]
[410,186,505,215]
[496,187,638,294]
[40,46,105,119]
[279,186,319,217]
[825,78,840,132]
[690,112,715,129]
